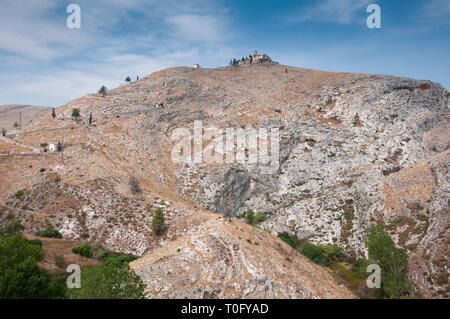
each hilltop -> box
[0,58,448,298]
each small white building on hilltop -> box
[49,143,57,152]
[193,64,200,69]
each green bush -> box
[0,233,44,271]
[299,243,344,267]
[102,253,139,268]
[72,243,92,258]
[245,209,267,225]
[254,214,267,223]
[0,233,67,299]
[15,190,24,198]
[27,239,43,248]
[6,211,15,220]
[35,225,62,239]
[91,245,109,260]
[151,208,166,235]
[277,231,302,249]
[53,175,61,182]
[70,252,145,299]
[54,256,66,269]
[0,220,25,238]
[69,262,144,299]
[245,209,255,224]
[365,224,412,299]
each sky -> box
[0,0,449,107]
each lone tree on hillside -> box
[365,224,413,299]
[151,208,166,235]
[52,108,56,119]
[129,175,141,194]
[71,108,80,123]
[125,76,131,83]
[13,122,19,128]
[98,85,107,97]
[1,128,6,136]
[89,112,93,125]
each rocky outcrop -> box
[130,211,355,299]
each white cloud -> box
[0,0,238,106]
[166,14,229,42]
[287,0,372,24]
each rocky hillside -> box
[130,211,354,299]
[0,60,448,298]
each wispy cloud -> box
[166,14,230,43]
[286,0,372,25]
[0,0,237,106]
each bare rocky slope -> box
[0,104,51,132]
[0,59,448,298]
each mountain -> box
[0,104,51,132]
[0,59,448,298]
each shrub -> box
[69,262,144,299]
[54,255,67,269]
[15,189,24,198]
[6,211,15,220]
[91,245,109,260]
[277,232,302,249]
[254,214,267,223]
[72,243,92,258]
[27,239,43,248]
[299,243,344,267]
[0,220,25,238]
[0,233,66,299]
[245,209,255,224]
[35,225,62,239]
[245,209,267,225]
[53,175,61,182]
[365,224,413,299]
[125,76,131,83]
[40,168,46,173]
[151,208,166,235]
[102,253,139,268]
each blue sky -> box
[0,0,449,107]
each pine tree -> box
[98,86,107,97]
[365,224,412,298]
[89,112,92,125]
[52,108,56,119]
[71,108,80,123]
[125,76,131,83]
[151,208,166,235]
